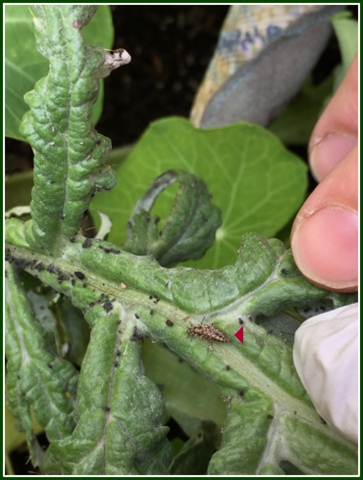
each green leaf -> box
[141,341,227,432]
[90,117,308,269]
[169,420,221,475]
[5,264,79,460]
[5,5,113,141]
[123,169,222,266]
[331,11,358,91]
[42,310,172,475]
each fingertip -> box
[309,134,357,182]
[291,206,358,291]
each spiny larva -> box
[187,324,229,343]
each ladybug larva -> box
[187,324,229,343]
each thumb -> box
[293,303,358,444]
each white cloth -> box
[293,303,358,444]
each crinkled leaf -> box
[123,169,222,266]
[208,388,357,475]
[6,222,358,474]
[208,390,273,475]
[5,5,113,141]
[5,403,44,474]
[18,5,125,253]
[5,264,79,461]
[67,232,356,316]
[90,117,308,269]
[43,308,172,475]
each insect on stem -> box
[187,324,229,343]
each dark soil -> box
[98,5,230,147]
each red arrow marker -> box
[234,327,244,343]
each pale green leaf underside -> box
[5,264,79,467]
[42,311,172,475]
[90,117,308,269]
[5,5,113,141]
[208,390,358,475]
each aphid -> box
[82,238,93,249]
[166,319,174,327]
[74,271,85,280]
[103,301,113,312]
[187,324,229,343]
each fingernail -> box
[292,207,358,290]
[309,134,357,181]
